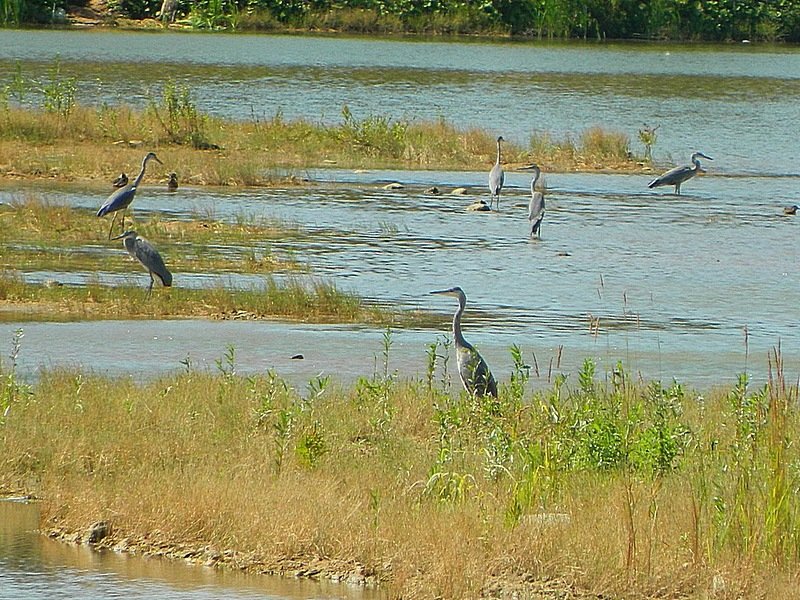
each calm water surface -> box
[0,500,378,600]
[2,167,798,388]
[1,30,799,174]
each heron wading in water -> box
[430,286,497,398]
[648,151,713,195]
[488,135,505,210]
[112,230,172,296]
[520,164,545,238]
[98,152,164,239]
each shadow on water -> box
[0,500,381,600]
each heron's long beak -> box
[701,154,713,161]
[111,231,132,241]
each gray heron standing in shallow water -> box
[430,286,497,398]
[488,136,505,210]
[112,230,172,296]
[521,164,545,238]
[648,152,713,195]
[97,152,164,239]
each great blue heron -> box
[648,152,713,195]
[488,135,505,210]
[521,164,545,238]
[112,230,172,296]
[167,172,179,192]
[97,152,164,239]
[112,173,129,188]
[430,286,497,398]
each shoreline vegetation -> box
[0,98,646,187]
[2,337,799,599]
[4,0,800,42]
[0,197,429,325]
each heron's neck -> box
[452,298,468,348]
[133,156,152,187]
[123,236,137,255]
[495,141,502,165]
[531,169,540,191]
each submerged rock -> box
[466,200,491,212]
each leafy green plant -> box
[296,420,327,468]
[638,124,659,162]
[41,58,76,119]
[1,328,31,425]
[188,0,239,29]
[337,104,408,158]
[148,80,213,148]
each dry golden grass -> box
[0,104,643,188]
[0,273,420,325]
[2,350,800,599]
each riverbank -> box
[53,1,800,43]
[0,102,645,188]
[2,353,799,599]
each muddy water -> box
[2,166,799,388]
[0,30,799,174]
[0,500,380,600]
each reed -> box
[0,272,412,326]
[2,343,798,598]
[0,273,413,325]
[0,195,303,274]
[0,100,642,185]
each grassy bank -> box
[0,273,421,325]
[2,339,799,598]
[0,195,432,325]
[0,195,304,274]
[0,98,642,187]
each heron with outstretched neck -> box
[98,152,163,239]
[430,286,497,398]
[648,152,713,195]
[112,230,172,297]
[488,136,505,210]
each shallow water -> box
[0,500,379,600]
[2,166,799,388]
[0,30,799,174]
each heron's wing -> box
[97,185,136,216]
[489,163,504,194]
[648,165,691,188]
[528,192,545,221]
[457,346,497,397]
[134,237,172,287]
